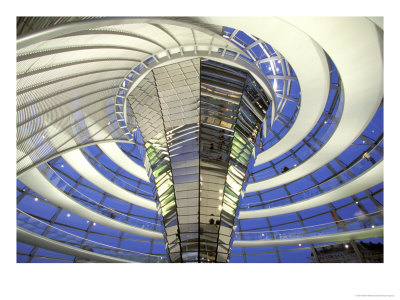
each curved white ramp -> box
[18,167,163,239]
[239,160,383,219]
[246,17,383,192]
[200,16,330,165]
[17,226,132,263]
[233,226,383,247]
[98,142,150,182]
[62,149,156,211]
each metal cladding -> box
[127,58,270,262]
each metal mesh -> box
[16,17,238,177]
[17,17,102,37]
[17,70,125,108]
[17,99,126,174]
[17,60,132,91]
[17,49,143,75]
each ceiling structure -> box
[16,16,383,263]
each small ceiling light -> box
[61,164,64,168]
[276,68,280,71]
[324,121,327,124]
[22,189,26,192]
[218,205,222,211]
[356,201,359,204]
[268,67,272,71]
[67,213,70,218]
[219,189,223,193]
[372,225,375,228]
[93,222,96,226]
[345,244,349,248]
[86,220,89,223]
[362,141,365,144]
[108,121,111,125]
[298,243,302,247]
[219,196,222,200]
[262,233,265,237]
[34,197,38,202]
[294,164,297,167]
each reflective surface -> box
[128,59,271,262]
[16,17,384,266]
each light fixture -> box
[219,196,222,200]
[61,164,64,168]
[324,120,327,124]
[67,213,70,218]
[34,197,38,202]
[276,68,280,71]
[268,67,271,70]
[93,222,96,226]
[372,225,375,228]
[345,244,349,248]
[219,189,223,193]
[278,60,281,63]
[356,201,359,204]
[298,243,302,247]
[218,205,222,210]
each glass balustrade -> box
[234,210,383,241]
[17,210,167,263]
[242,140,383,209]
[250,94,344,182]
[37,163,163,231]
[81,149,155,198]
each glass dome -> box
[16,17,383,266]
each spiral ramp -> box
[16,17,383,263]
